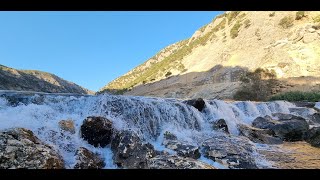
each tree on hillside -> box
[234,68,279,101]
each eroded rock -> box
[202,135,257,169]
[238,124,282,144]
[0,128,64,169]
[162,132,201,159]
[111,130,157,169]
[212,119,229,134]
[305,127,320,147]
[74,147,105,169]
[147,155,215,169]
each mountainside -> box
[99,11,320,99]
[0,64,93,94]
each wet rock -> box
[308,113,320,124]
[74,147,105,169]
[305,127,320,147]
[80,116,113,147]
[293,102,316,108]
[0,128,64,169]
[147,155,215,169]
[183,98,205,112]
[252,116,278,129]
[162,132,201,159]
[111,130,157,169]
[238,124,282,144]
[202,135,257,169]
[58,119,75,134]
[212,119,229,134]
[253,114,309,141]
[271,113,309,141]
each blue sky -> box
[0,11,223,91]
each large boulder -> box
[212,119,229,134]
[74,147,105,169]
[80,116,113,147]
[238,124,282,144]
[59,119,75,134]
[202,135,257,169]
[183,98,205,112]
[162,131,201,159]
[272,113,309,141]
[147,155,215,169]
[111,130,157,169]
[305,127,320,147]
[252,116,277,129]
[0,128,64,169]
[252,114,309,141]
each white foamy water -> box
[0,92,316,168]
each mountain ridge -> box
[0,64,93,94]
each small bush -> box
[295,11,305,20]
[314,15,320,23]
[165,71,172,77]
[269,12,275,17]
[279,16,294,28]
[230,21,242,39]
[227,11,241,24]
[233,89,256,101]
[244,19,251,28]
[269,91,320,102]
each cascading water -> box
[0,91,316,168]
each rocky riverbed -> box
[0,91,320,169]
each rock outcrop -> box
[111,130,157,169]
[0,128,64,169]
[74,147,105,169]
[202,135,258,169]
[238,124,283,144]
[162,132,201,159]
[147,155,215,169]
[80,116,113,147]
[252,114,309,141]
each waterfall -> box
[0,92,316,168]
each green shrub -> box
[269,91,320,102]
[165,71,172,77]
[227,11,241,24]
[269,12,275,17]
[244,19,251,28]
[296,11,305,20]
[230,21,242,39]
[279,16,294,28]
[314,15,320,23]
[234,68,278,101]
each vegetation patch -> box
[227,11,240,24]
[279,16,294,28]
[234,68,279,101]
[244,19,251,28]
[269,91,320,102]
[314,15,320,23]
[269,12,275,17]
[230,21,242,39]
[295,11,305,20]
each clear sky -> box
[0,11,223,91]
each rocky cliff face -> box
[0,65,93,94]
[99,11,320,99]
